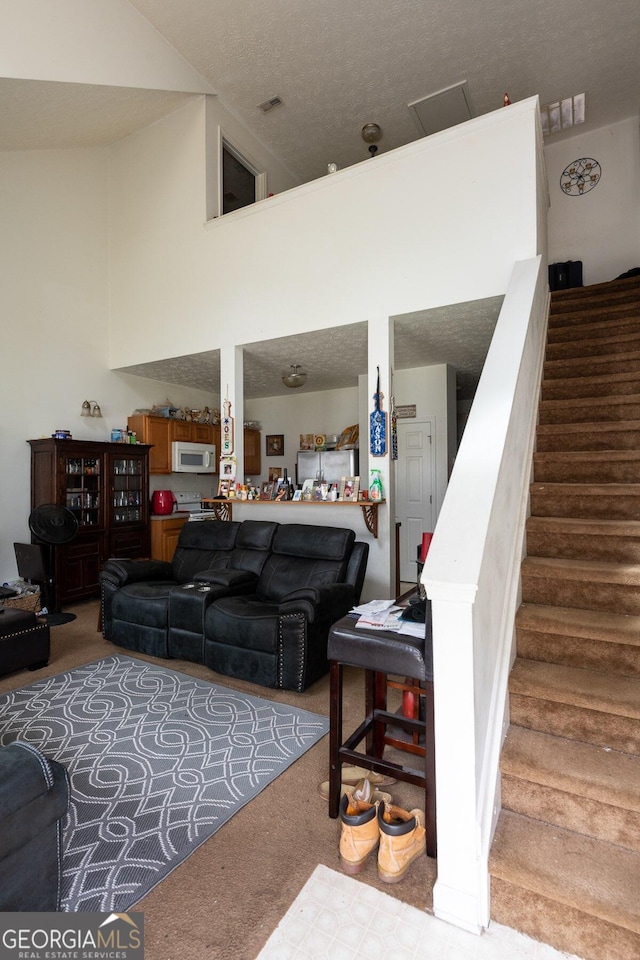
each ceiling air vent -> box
[258,96,283,113]
[408,82,474,137]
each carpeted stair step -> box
[546,330,640,362]
[550,275,640,310]
[548,313,640,343]
[549,299,640,326]
[543,349,640,381]
[509,658,640,753]
[529,481,640,519]
[541,370,640,401]
[538,392,640,424]
[490,810,640,960]
[526,516,640,563]
[501,726,640,852]
[533,450,640,484]
[535,420,640,452]
[521,555,640,614]
[515,603,640,679]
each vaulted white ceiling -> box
[4,0,639,399]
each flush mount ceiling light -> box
[540,93,585,136]
[81,400,102,418]
[282,364,307,389]
[361,122,382,157]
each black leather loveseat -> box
[100,519,368,692]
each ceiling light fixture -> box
[361,122,382,157]
[81,400,102,417]
[282,364,307,389]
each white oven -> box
[171,441,216,474]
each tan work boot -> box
[339,792,379,875]
[377,801,426,883]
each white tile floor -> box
[255,865,581,960]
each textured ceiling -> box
[5,1,638,403]
[116,298,503,402]
[3,1,639,181]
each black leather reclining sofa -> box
[100,519,369,692]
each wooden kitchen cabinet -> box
[244,428,261,477]
[128,415,173,473]
[128,415,220,474]
[28,438,151,608]
[150,514,190,561]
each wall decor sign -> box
[221,398,234,455]
[369,366,387,457]
[395,404,417,419]
[560,158,601,196]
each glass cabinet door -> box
[110,457,144,524]
[64,455,102,528]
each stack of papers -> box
[350,600,426,637]
[350,600,404,632]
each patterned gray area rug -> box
[0,654,329,912]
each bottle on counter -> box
[370,469,384,501]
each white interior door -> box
[396,419,435,583]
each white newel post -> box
[429,585,488,933]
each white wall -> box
[0,147,215,583]
[0,0,212,92]
[545,116,640,284]
[108,98,543,370]
[244,387,359,486]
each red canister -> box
[151,490,176,515]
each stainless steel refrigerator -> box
[296,449,359,485]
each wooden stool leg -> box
[329,660,343,819]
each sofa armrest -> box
[279,583,356,623]
[100,558,173,589]
[194,569,258,589]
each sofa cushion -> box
[112,581,177,628]
[255,524,355,603]
[229,520,279,576]
[271,524,355,561]
[171,520,240,582]
[206,597,279,654]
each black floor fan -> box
[24,504,79,625]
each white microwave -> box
[171,441,217,474]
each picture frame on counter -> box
[301,479,317,500]
[260,481,275,500]
[217,478,231,497]
[266,434,284,456]
[340,476,360,501]
[292,490,303,501]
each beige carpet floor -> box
[0,600,436,960]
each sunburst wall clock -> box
[560,158,602,196]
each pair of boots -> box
[339,793,426,883]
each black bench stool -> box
[0,608,50,678]
[328,603,436,858]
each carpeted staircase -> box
[489,275,640,960]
